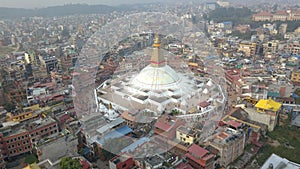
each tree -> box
[4,103,16,112]
[59,157,81,169]
[24,154,38,164]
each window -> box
[31,134,34,137]
[22,136,24,139]
[11,145,15,148]
[122,164,127,168]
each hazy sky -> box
[0,0,167,8]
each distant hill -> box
[0,4,126,19]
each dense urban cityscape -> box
[0,0,300,169]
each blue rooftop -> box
[121,137,150,153]
[94,125,132,145]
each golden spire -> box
[153,33,161,48]
[150,33,165,67]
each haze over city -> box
[0,0,174,8]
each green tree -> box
[24,154,38,164]
[59,157,81,169]
[4,103,15,112]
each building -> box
[25,52,36,65]
[208,128,245,167]
[144,154,165,169]
[1,129,32,158]
[185,144,214,169]
[249,98,282,131]
[109,153,134,169]
[273,11,288,21]
[38,54,58,74]
[252,12,273,21]
[154,115,185,139]
[291,69,300,83]
[0,143,6,169]
[176,125,199,145]
[238,42,257,57]
[279,24,288,35]
[121,111,154,129]
[285,41,300,55]
[263,40,279,55]
[27,117,59,143]
[95,34,224,121]
[261,154,300,169]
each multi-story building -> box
[279,24,288,35]
[273,11,288,21]
[252,12,273,21]
[24,52,36,65]
[109,153,134,169]
[28,117,59,143]
[285,41,300,55]
[252,10,300,21]
[291,69,300,83]
[38,54,58,74]
[263,40,279,55]
[0,134,7,169]
[208,128,245,167]
[185,144,214,169]
[238,42,257,57]
[176,125,199,145]
[250,98,281,131]
[1,129,32,158]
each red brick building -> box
[28,118,59,143]
[109,153,134,169]
[1,130,32,158]
[185,144,215,169]
[0,134,7,169]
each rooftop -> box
[255,98,282,112]
[261,154,300,169]
[110,153,132,165]
[145,154,165,166]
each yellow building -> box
[291,69,300,83]
[244,98,282,131]
[255,98,282,113]
[25,52,36,64]
[238,42,257,57]
[176,125,199,145]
